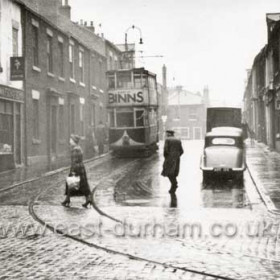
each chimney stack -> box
[59,0,71,19]
[85,21,95,33]
[203,86,210,107]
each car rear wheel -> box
[234,172,244,185]
[203,171,212,185]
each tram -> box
[106,67,159,157]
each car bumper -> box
[200,165,246,172]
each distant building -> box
[166,87,209,140]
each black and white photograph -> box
[0,0,280,279]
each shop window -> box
[0,100,13,154]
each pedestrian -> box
[161,130,184,193]
[61,134,92,208]
[96,121,107,155]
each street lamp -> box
[125,25,143,51]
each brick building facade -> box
[16,0,109,168]
[166,87,209,140]
[243,13,280,152]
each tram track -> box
[2,153,279,279]
[26,157,237,280]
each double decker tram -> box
[106,68,159,157]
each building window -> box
[80,104,84,136]
[59,105,64,140]
[12,27,19,56]
[69,43,74,79]
[58,41,64,77]
[79,50,84,83]
[189,107,197,121]
[32,25,39,67]
[47,35,53,73]
[32,99,39,139]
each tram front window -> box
[117,73,132,89]
[108,76,115,89]
[117,112,134,127]
[136,110,144,127]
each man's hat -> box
[70,134,80,144]
[166,130,175,135]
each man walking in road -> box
[161,130,184,193]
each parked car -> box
[200,128,246,184]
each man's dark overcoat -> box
[161,136,184,177]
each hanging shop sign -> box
[10,57,24,81]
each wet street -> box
[0,141,280,279]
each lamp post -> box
[125,25,143,51]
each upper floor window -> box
[79,49,84,83]
[32,24,39,67]
[12,27,19,56]
[69,42,75,79]
[189,107,197,121]
[47,35,53,73]
[58,40,64,77]
[99,59,103,86]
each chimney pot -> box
[91,21,94,27]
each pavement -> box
[245,140,280,213]
[0,148,109,191]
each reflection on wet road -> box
[114,140,249,210]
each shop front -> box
[0,85,24,172]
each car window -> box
[211,138,235,145]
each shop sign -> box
[10,57,24,81]
[0,85,24,102]
[107,89,147,106]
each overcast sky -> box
[71,0,280,106]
